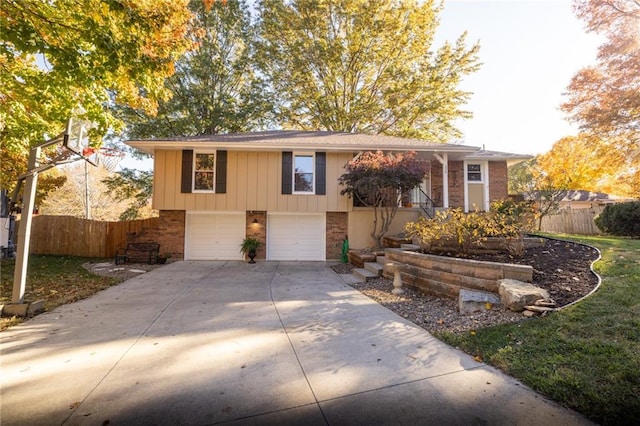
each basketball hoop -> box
[82,147,126,172]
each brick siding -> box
[489,161,508,202]
[326,212,348,260]
[431,161,444,207]
[246,211,267,260]
[128,210,185,259]
[448,161,464,208]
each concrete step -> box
[364,262,384,277]
[400,243,421,251]
[352,268,379,282]
[340,273,364,284]
[376,255,387,266]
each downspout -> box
[463,160,469,213]
[484,162,490,211]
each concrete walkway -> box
[1,261,593,425]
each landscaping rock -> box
[498,279,550,312]
[534,299,557,308]
[524,305,556,313]
[27,299,45,315]
[1,303,28,317]
[458,288,502,315]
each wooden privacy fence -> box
[539,206,605,235]
[17,216,159,258]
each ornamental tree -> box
[339,150,429,248]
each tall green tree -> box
[507,157,566,230]
[120,0,272,139]
[102,169,154,220]
[110,0,272,220]
[256,0,480,141]
[507,158,537,196]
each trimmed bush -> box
[405,201,536,257]
[594,202,640,237]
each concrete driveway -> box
[1,261,592,425]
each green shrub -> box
[406,208,493,255]
[488,200,536,256]
[594,202,640,237]
[405,201,536,257]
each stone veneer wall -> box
[326,212,348,260]
[384,248,533,299]
[246,211,267,260]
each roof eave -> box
[126,140,480,156]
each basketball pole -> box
[10,116,110,307]
[12,145,40,304]
[10,121,78,305]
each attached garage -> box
[185,212,245,260]
[267,213,326,261]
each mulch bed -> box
[459,238,600,306]
[332,237,601,334]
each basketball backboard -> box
[63,117,97,165]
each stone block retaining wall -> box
[384,248,533,300]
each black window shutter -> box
[282,151,292,194]
[315,152,326,195]
[215,150,227,193]
[181,150,193,193]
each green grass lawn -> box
[1,255,119,331]
[438,234,640,425]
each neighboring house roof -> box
[127,130,532,163]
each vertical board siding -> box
[153,150,350,213]
[17,216,160,257]
[540,207,605,235]
[246,151,259,210]
[266,152,279,211]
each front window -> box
[467,164,482,182]
[194,152,215,191]
[293,153,314,193]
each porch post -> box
[442,153,449,208]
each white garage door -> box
[268,214,326,261]
[185,212,245,260]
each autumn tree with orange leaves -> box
[1,0,192,196]
[557,0,640,197]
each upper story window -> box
[194,152,216,191]
[293,153,315,193]
[467,164,482,182]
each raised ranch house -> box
[127,131,530,261]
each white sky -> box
[436,0,602,155]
